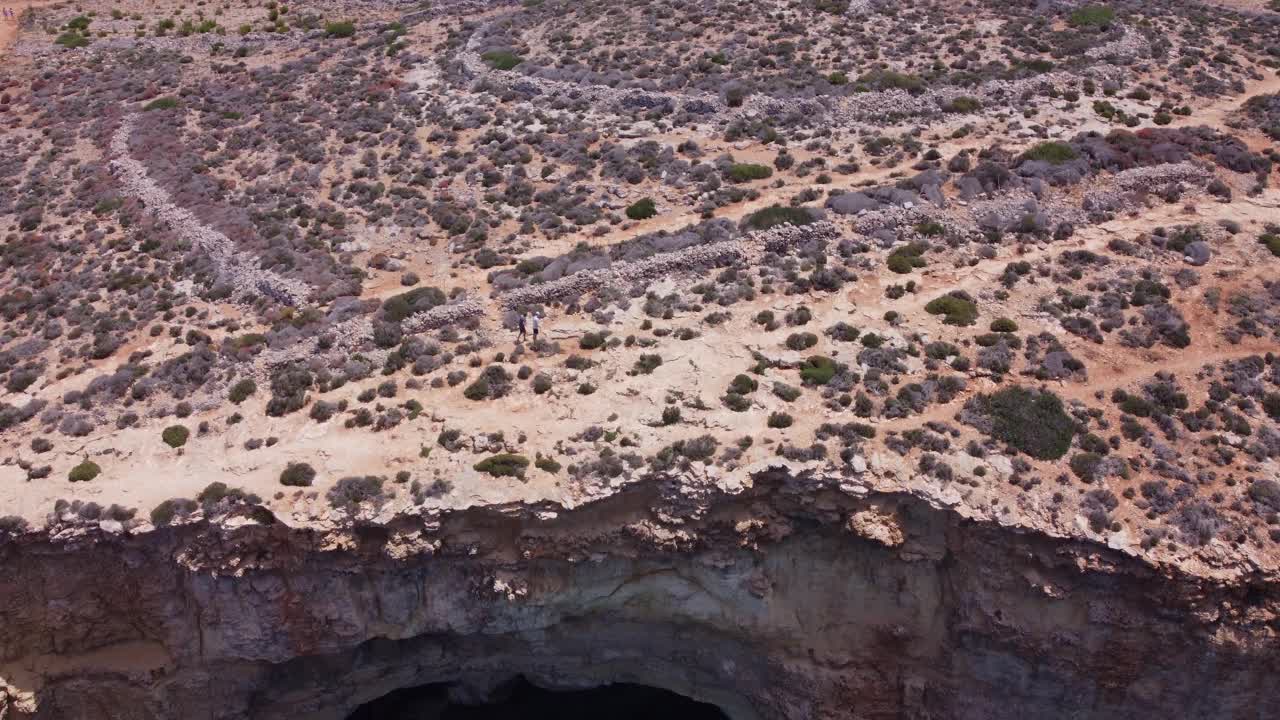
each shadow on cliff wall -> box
[346,676,729,719]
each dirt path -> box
[1170,69,1280,133]
[0,1,58,57]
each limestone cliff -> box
[2,468,1278,720]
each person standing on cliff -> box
[516,312,528,343]
[531,312,541,343]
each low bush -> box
[887,243,927,274]
[625,198,657,220]
[786,332,819,351]
[800,356,836,385]
[970,386,1076,460]
[474,453,530,478]
[280,462,316,487]
[856,70,925,94]
[481,50,523,70]
[989,317,1019,333]
[925,294,979,326]
[728,374,758,395]
[228,379,257,404]
[1070,452,1103,481]
[745,205,814,230]
[727,163,773,182]
[143,97,180,111]
[772,382,801,402]
[162,425,190,448]
[633,353,663,375]
[382,286,446,322]
[942,96,982,113]
[150,498,197,527]
[324,20,356,38]
[1022,141,1078,165]
[55,32,91,48]
[69,459,101,482]
[532,373,553,394]
[326,476,387,512]
[1069,5,1115,27]
[767,412,794,429]
[1259,233,1280,257]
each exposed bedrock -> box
[2,473,1278,719]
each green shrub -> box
[143,97,180,111]
[481,50,523,70]
[1070,452,1103,481]
[324,20,356,38]
[229,379,257,404]
[772,382,801,402]
[925,294,979,326]
[915,221,945,237]
[887,242,928,274]
[661,406,682,425]
[280,462,316,487]
[722,393,751,412]
[973,386,1076,460]
[532,373,553,394]
[474,453,530,478]
[942,96,982,113]
[625,198,657,220]
[326,476,385,512]
[577,382,596,395]
[535,455,561,474]
[827,70,848,85]
[1022,141,1078,165]
[786,332,819,351]
[745,205,813,230]
[1259,233,1280,257]
[382,286,446,321]
[800,356,836,385]
[69,460,101,483]
[727,163,773,182]
[1069,5,1115,27]
[1017,57,1055,73]
[989,317,1019,333]
[1249,479,1280,510]
[767,412,794,429]
[729,374,758,395]
[579,331,608,350]
[150,498,196,527]
[55,32,91,48]
[463,365,512,401]
[633,353,663,375]
[1264,392,1280,420]
[856,70,925,94]
[162,425,190,448]
[860,333,883,348]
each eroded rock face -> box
[2,472,1277,720]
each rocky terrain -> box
[1,0,1280,717]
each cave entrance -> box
[347,675,730,720]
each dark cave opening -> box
[346,676,730,720]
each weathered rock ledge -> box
[2,467,1278,720]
